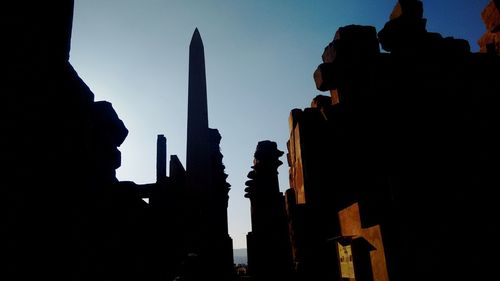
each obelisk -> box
[185,28,235,281]
[186,28,211,193]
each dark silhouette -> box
[246,1,498,281]
[4,0,499,281]
[245,141,293,281]
[284,0,500,280]
[3,1,233,281]
[3,1,149,280]
[184,28,234,280]
[137,30,235,281]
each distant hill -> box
[233,248,247,265]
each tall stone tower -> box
[185,28,234,281]
[186,28,211,193]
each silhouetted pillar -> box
[186,28,211,194]
[157,134,167,183]
[245,141,293,280]
[183,28,234,281]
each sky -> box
[70,0,490,249]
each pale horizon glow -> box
[70,0,489,249]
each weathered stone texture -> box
[482,0,500,31]
[290,1,500,281]
[479,1,500,53]
[339,204,389,281]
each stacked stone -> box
[322,25,380,66]
[479,0,500,54]
[378,0,470,55]
[378,0,427,53]
[245,141,284,200]
[245,141,292,280]
[313,25,379,103]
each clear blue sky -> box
[70,0,489,249]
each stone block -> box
[322,42,336,63]
[478,32,498,53]
[288,108,302,133]
[378,17,428,53]
[322,25,380,64]
[333,25,378,42]
[323,25,379,63]
[310,95,332,109]
[390,0,424,20]
[482,0,500,32]
[314,63,338,91]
